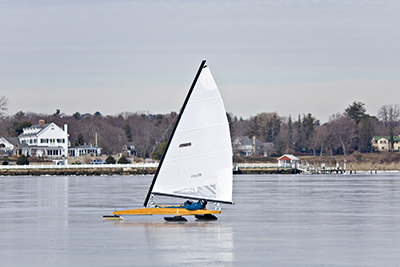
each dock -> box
[0,163,158,176]
[233,163,301,175]
[0,162,357,176]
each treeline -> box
[0,110,178,157]
[231,101,400,157]
[0,101,399,158]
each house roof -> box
[69,145,101,149]
[372,136,400,141]
[1,137,19,145]
[235,136,253,146]
[18,122,53,137]
[277,154,299,161]
[19,144,64,149]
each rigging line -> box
[150,114,179,154]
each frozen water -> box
[1,174,400,266]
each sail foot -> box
[173,184,216,199]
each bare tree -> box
[378,104,400,151]
[310,126,326,157]
[328,113,356,157]
[0,96,9,117]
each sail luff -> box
[151,65,233,204]
[143,60,207,207]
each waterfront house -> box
[0,137,19,155]
[122,141,136,157]
[233,136,276,157]
[233,136,254,156]
[277,154,299,168]
[68,145,102,157]
[15,120,68,157]
[371,136,400,151]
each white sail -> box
[152,65,233,203]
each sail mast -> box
[143,60,207,207]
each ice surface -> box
[1,174,400,266]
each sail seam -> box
[163,148,232,163]
[188,96,222,104]
[176,122,228,134]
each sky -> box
[1,0,399,123]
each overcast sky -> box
[1,0,399,122]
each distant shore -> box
[1,152,400,176]
[235,152,400,171]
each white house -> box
[0,137,19,155]
[233,136,254,156]
[18,120,69,157]
[233,136,276,157]
[68,145,101,157]
[277,154,299,168]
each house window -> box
[47,150,60,156]
[57,139,65,143]
[41,139,49,143]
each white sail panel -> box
[152,66,233,203]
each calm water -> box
[1,173,400,266]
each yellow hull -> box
[103,215,123,220]
[113,207,221,216]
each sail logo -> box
[190,173,202,178]
[179,142,192,148]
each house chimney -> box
[64,124,68,134]
[39,120,45,127]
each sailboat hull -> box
[113,207,221,216]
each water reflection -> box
[2,174,400,266]
[110,221,234,265]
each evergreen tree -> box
[295,114,303,151]
[105,155,116,164]
[117,155,129,164]
[12,121,32,136]
[72,112,81,120]
[344,101,367,123]
[53,109,61,117]
[288,114,293,150]
[123,123,132,142]
[151,142,167,160]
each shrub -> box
[16,155,29,165]
[105,155,116,164]
[117,155,129,164]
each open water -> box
[1,173,400,266]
